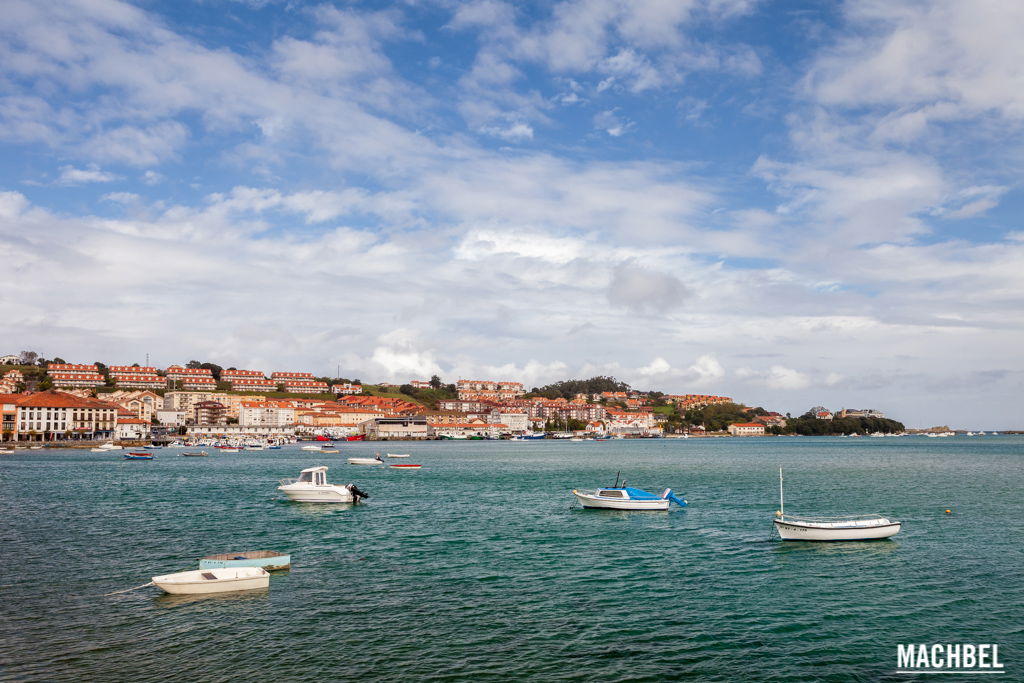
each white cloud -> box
[480,122,534,141]
[808,2,1024,124]
[369,330,444,380]
[594,109,631,136]
[607,261,689,312]
[57,165,116,185]
[736,365,811,390]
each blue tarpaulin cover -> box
[620,487,661,500]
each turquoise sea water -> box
[1,437,1022,682]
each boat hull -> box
[573,491,669,511]
[347,458,383,465]
[278,484,355,503]
[773,519,901,541]
[152,567,269,595]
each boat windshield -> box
[597,490,625,497]
[297,471,313,483]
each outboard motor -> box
[347,484,370,502]
[661,488,688,507]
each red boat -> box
[346,434,366,441]
[389,463,421,469]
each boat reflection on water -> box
[282,500,359,516]
[152,588,270,609]
[771,538,900,561]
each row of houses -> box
[41,363,358,394]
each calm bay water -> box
[1,437,1022,682]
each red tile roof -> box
[15,391,119,409]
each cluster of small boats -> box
[125,459,902,601]
[347,452,421,469]
[151,550,291,595]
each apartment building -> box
[1,394,18,441]
[194,401,227,425]
[0,369,23,393]
[239,401,296,427]
[108,365,166,390]
[106,390,162,422]
[271,372,315,383]
[14,391,118,440]
[47,363,106,388]
[221,369,266,382]
[280,380,329,394]
[456,379,526,401]
[230,378,278,392]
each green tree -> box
[199,363,223,379]
[530,376,630,400]
[38,376,53,390]
[683,402,766,431]
[430,375,442,389]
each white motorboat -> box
[386,453,410,458]
[0,448,14,455]
[152,567,269,595]
[572,474,688,511]
[94,442,122,451]
[772,468,901,541]
[348,456,384,465]
[277,466,369,503]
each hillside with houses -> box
[0,351,900,443]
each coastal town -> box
[0,352,900,444]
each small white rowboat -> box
[386,453,410,458]
[152,567,269,595]
[773,514,902,541]
[348,457,384,465]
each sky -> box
[2,0,1023,429]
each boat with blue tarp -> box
[572,473,688,510]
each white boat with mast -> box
[772,468,901,541]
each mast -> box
[779,467,784,518]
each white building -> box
[155,409,187,426]
[239,403,296,427]
[115,418,150,440]
[727,422,765,436]
[487,410,528,433]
